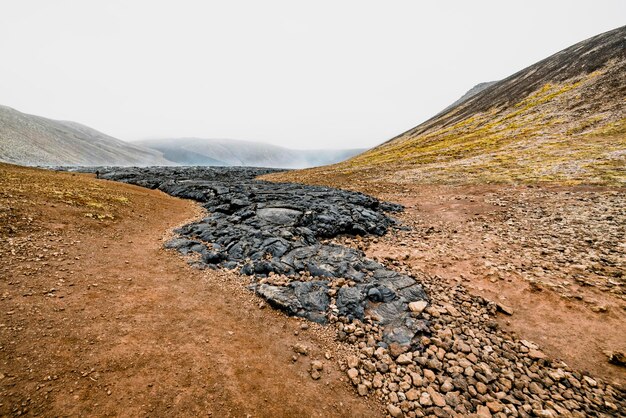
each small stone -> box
[445,391,460,408]
[347,355,360,369]
[357,384,368,396]
[590,304,607,313]
[476,405,492,417]
[496,303,514,315]
[427,387,446,407]
[606,350,626,366]
[528,382,544,395]
[347,368,359,380]
[528,349,546,360]
[410,372,423,387]
[396,353,413,365]
[389,343,408,358]
[445,304,460,317]
[419,392,432,406]
[476,382,488,395]
[406,388,420,401]
[520,340,538,349]
[408,301,428,314]
[387,404,403,418]
[535,409,557,417]
[389,391,399,404]
[547,368,566,381]
[292,343,309,356]
[440,380,454,393]
[582,376,597,387]
[486,401,504,413]
[310,360,323,371]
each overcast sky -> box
[1,1,624,150]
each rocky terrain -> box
[87,166,625,417]
[0,163,384,417]
[93,166,428,346]
[271,25,626,186]
[136,137,365,169]
[0,105,170,166]
[3,24,625,417]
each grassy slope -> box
[267,27,626,187]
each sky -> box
[1,1,624,150]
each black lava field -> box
[94,166,429,346]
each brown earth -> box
[0,163,381,417]
[270,174,626,388]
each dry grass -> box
[0,163,131,236]
[267,61,625,188]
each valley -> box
[0,13,624,418]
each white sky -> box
[1,1,624,150]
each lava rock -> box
[88,166,427,344]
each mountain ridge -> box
[0,105,365,168]
[0,105,171,166]
[136,137,365,169]
[267,25,626,186]
[439,81,499,115]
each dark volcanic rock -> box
[90,166,428,345]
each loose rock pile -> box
[338,271,625,417]
[95,167,428,345]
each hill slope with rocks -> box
[268,25,626,186]
[135,137,365,168]
[0,105,171,166]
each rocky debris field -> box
[89,167,625,417]
[482,188,625,302]
[337,270,625,418]
[95,166,428,346]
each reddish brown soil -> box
[336,183,626,386]
[0,164,380,417]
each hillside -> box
[0,105,171,166]
[439,81,498,114]
[267,25,626,186]
[136,137,364,168]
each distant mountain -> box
[269,25,626,186]
[136,138,365,169]
[0,105,170,166]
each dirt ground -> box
[0,164,381,417]
[329,182,626,387]
[2,164,624,417]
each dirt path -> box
[0,164,379,417]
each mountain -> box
[268,25,626,186]
[0,105,170,166]
[439,81,498,114]
[135,137,365,169]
